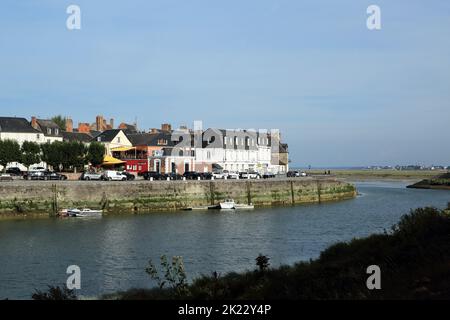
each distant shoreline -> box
[303,169,447,183]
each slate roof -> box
[36,119,62,137]
[0,117,40,133]
[92,129,123,142]
[127,132,175,147]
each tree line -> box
[0,140,105,172]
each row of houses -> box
[0,116,289,174]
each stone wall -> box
[0,178,356,216]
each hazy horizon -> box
[1,0,449,167]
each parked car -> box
[241,171,260,179]
[142,171,166,180]
[287,170,300,177]
[121,171,136,181]
[263,172,276,179]
[199,172,213,180]
[43,171,68,181]
[104,170,127,181]
[212,171,225,179]
[6,167,23,176]
[166,172,183,180]
[183,171,201,180]
[223,170,239,179]
[79,171,104,181]
[24,171,45,180]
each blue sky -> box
[0,0,449,167]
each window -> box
[47,128,51,135]
[55,128,59,135]
[117,137,121,143]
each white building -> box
[0,117,45,145]
[94,129,133,155]
[31,117,63,143]
[194,128,284,174]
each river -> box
[0,181,448,299]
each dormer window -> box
[47,128,51,135]
[55,128,59,135]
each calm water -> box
[0,181,449,299]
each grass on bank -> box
[32,205,450,300]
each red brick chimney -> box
[65,118,73,132]
[78,123,90,133]
[161,123,172,131]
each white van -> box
[104,170,127,181]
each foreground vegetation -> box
[32,206,450,300]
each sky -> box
[0,0,449,167]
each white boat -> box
[219,199,236,209]
[234,203,255,210]
[67,208,103,217]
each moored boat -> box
[219,199,236,209]
[67,208,103,217]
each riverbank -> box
[307,169,447,182]
[407,173,450,190]
[0,178,356,217]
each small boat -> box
[219,199,236,209]
[234,203,255,210]
[67,208,103,217]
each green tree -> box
[41,141,87,172]
[0,139,22,172]
[87,142,105,168]
[21,141,41,170]
[65,141,87,172]
[51,115,66,131]
[41,141,63,171]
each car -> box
[104,170,127,181]
[212,171,225,179]
[142,171,166,181]
[166,172,183,180]
[6,167,23,176]
[223,170,239,179]
[263,172,276,179]
[79,171,104,181]
[241,171,260,179]
[300,172,307,177]
[43,171,68,181]
[121,171,136,181]
[287,170,299,177]
[199,172,213,180]
[183,171,201,180]
[24,170,45,180]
